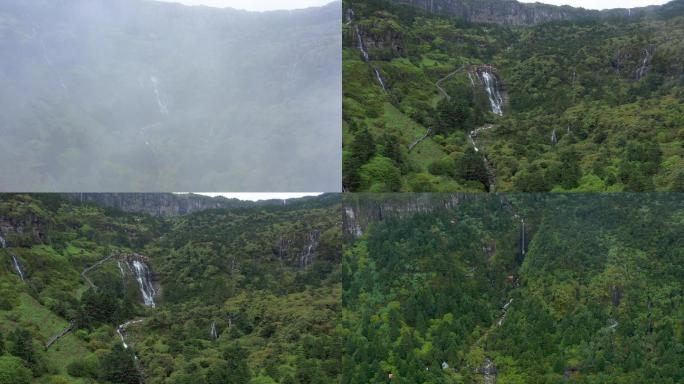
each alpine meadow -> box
[343,0,684,192]
[0,193,341,384]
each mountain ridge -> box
[387,0,676,25]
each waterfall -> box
[353,23,387,91]
[300,231,320,268]
[520,219,526,256]
[551,129,558,145]
[2,235,26,281]
[12,255,25,281]
[481,358,497,384]
[210,322,218,340]
[635,47,654,80]
[116,319,144,352]
[497,298,513,326]
[150,76,169,115]
[477,69,504,116]
[128,258,156,308]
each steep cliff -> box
[388,0,663,25]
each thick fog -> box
[0,0,341,192]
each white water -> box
[150,76,169,115]
[479,71,504,116]
[116,319,144,354]
[210,321,218,340]
[521,219,526,256]
[2,235,26,281]
[12,255,25,281]
[551,129,558,145]
[608,318,618,330]
[482,358,497,384]
[130,259,156,308]
[497,298,513,326]
[345,207,363,236]
[300,231,320,268]
[353,22,386,91]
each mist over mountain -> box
[0,0,341,192]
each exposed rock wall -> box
[388,0,659,26]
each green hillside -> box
[342,193,684,383]
[0,194,341,384]
[343,0,684,192]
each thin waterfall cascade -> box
[479,358,498,384]
[497,298,513,326]
[344,207,363,237]
[2,235,26,281]
[551,129,558,146]
[117,319,144,351]
[520,219,526,257]
[125,255,157,308]
[635,46,654,81]
[210,322,218,340]
[475,67,505,116]
[300,230,321,268]
[351,12,387,92]
[12,254,25,281]
[150,76,169,115]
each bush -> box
[0,356,32,384]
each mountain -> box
[387,0,662,26]
[343,193,684,383]
[343,0,684,192]
[62,192,335,217]
[0,193,341,383]
[0,0,341,192]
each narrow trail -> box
[408,128,432,152]
[44,322,75,350]
[434,66,465,101]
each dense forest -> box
[0,193,341,383]
[342,193,684,383]
[343,0,684,192]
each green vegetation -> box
[343,0,684,192]
[342,193,684,383]
[0,194,341,383]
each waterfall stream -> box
[128,259,157,308]
[2,235,26,281]
[150,76,169,115]
[210,321,218,340]
[350,11,387,91]
[477,70,504,116]
[300,231,320,268]
[482,358,498,384]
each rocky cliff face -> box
[65,193,262,217]
[343,193,515,238]
[388,0,660,25]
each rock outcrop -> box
[388,0,663,26]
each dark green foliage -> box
[0,356,32,384]
[0,193,341,383]
[343,0,684,192]
[343,193,684,383]
[100,344,141,384]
